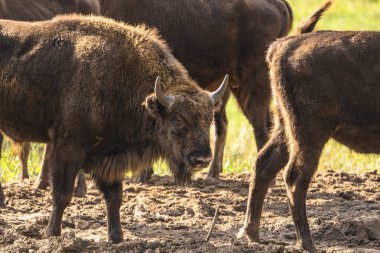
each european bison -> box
[240,31,380,252]
[0,0,100,198]
[0,15,228,242]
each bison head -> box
[145,75,229,184]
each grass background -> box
[1,0,380,182]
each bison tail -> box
[296,0,332,34]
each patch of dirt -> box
[0,171,379,252]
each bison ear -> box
[144,95,166,117]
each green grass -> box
[1,0,380,182]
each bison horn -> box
[155,76,175,109]
[210,74,229,105]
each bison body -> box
[100,0,294,178]
[0,15,226,242]
[241,31,380,252]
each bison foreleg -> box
[45,143,83,238]
[95,178,124,243]
[208,90,230,179]
[238,126,288,242]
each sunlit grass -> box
[1,0,380,182]
[288,0,380,32]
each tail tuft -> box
[296,0,332,34]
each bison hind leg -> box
[283,123,332,253]
[241,124,289,243]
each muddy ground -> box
[0,170,379,253]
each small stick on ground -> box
[205,206,220,242]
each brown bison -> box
[99,0,332,182]
[0,0,100,198]
[240,31,380,252]
[0,15,228,242]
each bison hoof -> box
[133,167,154,183]
[207,165,221,179]
[45,227,61,238]
[300,241,318,253]
[20,175,29,181]
[33,179,49,190]
[236,226,261,243]
[109,232,124,244]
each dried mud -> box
[0,170,379,253]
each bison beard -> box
[0,15,228,243]
[241,31,380,253]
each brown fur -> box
[0,0,100,20]
[242,31,380,253]
[99,0,329,179]
[0,15,221,242]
